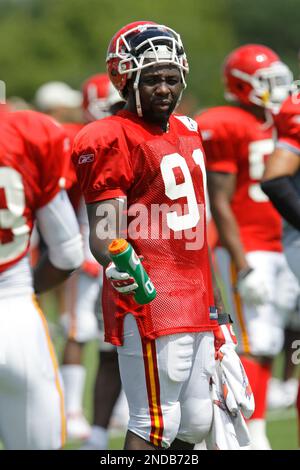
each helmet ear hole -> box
[122,83,130,99]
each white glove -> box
[206,366,251,450]
[206,317,253,449]
[218,345,255,419]
[105,261,138,294]
[237,267,270,306]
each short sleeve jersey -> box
[196,106,282,253]
[274,94,300,155]
[274,94,300,203]
[0,110,69,272]
[72,110,217,345]
[63,122,100,272]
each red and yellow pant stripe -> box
[142,340,164,447]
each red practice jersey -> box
[274,93,300,154]
[196,106,282,253]
[72,110,217,345]
[0,110,69,272]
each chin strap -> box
[261,108,274,130]
[133,57,144,117]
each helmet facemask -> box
[229,62,293,112]
[86,95,111,121]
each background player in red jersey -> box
[195,44,298,449]
[72,21,249,450]
[261,77,300,446]
[0,109,83,449]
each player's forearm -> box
[87,199,124,268]
[33,255,74,293]
[208,249,226,314]
[89,233,114,268]
[211,201,249,272]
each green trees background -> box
[0,0,299,109]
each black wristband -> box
[209,306,218,320]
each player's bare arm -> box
[87,198,139,295]
[86,198,124,268]
[207,170,270,306]
[261,147,300,230]
[207,170,249,272]
[262,146,300,180]
[34,257,74,294]
[208,248,226,314]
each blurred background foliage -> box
[0,0,299,111]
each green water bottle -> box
[108,238,157,305]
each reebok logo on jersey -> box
[292,115,300,124]
[201,130,213,140]
[78,153,95,164]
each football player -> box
[261,74,300,446]
[72,21,241,450]
[195,44,298,449]
[0,109,83,449]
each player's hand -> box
[214,317,254,419]
[105,261,138,294]
[237,267,270,306]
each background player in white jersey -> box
[196,44,298,449]
[0,109,83,449]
